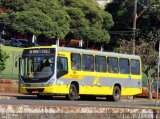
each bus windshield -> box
[21,48,55,79]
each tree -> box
[0,0,114,45]
[0,47,9,73]
[1,11,56,36]
[0,0,70,40]
[60,0,114,45]
[105,0,160,52]
[143,65,155,100]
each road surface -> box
[0,95,159,108]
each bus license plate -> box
[32,90,39,94]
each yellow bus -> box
[18,45,142,101]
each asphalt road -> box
[0,95,159,108]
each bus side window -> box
[57,57,68,78]
[95,56,107,72]
[82,54,94,71]
[119,58,130,74]
[108,57,118,73]
[71,53,81,70]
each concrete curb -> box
[0,104,160,119]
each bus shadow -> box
[16,95,69,100]
[16,95,107,101]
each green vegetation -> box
[0,0,70,40]
[0,46,23,79]
[105,0,160,55]
[60,0,114,44]
[0,0,113,45]
[0,46,9,74]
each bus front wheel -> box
[67,84,78,101]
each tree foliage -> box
[0,0,114,44]
[105,0,160,50]
[0,0,70,39]
[0,47,9,73]
[60,0,114,44]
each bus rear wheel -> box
[112,86,121,102]
[67,84,78,101]
[106,86,121,102]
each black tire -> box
[67,84,78,101]
[112,86,121,102]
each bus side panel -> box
[59,72,142,96]
[121,87,142,96]
[79,85,113,95]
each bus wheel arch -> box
[67,81,79,101]
[112,83,121,102]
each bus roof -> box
[57,46,140,59]
[24,45,141,59]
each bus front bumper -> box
[19,85,70,95]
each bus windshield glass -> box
[21,48,55,79]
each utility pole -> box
[132,0,154,54]
[156,31,160,106]
[132,0,138,54]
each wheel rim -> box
[114,89,120,99]
[70,88,75,98]
[113,86,121,101]
[69,85,77,100]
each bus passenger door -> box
[57,57,68,78]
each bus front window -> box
[21,56,55,79]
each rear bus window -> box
[130,60,140,75]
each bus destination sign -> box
[23,48,55,57]
[29,49,51,54]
